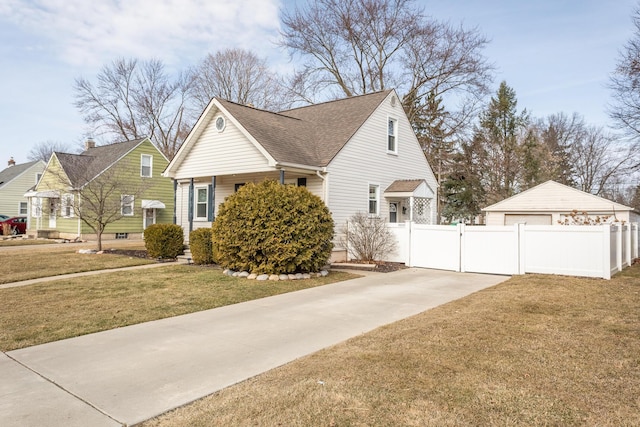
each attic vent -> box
[390,95,397,107]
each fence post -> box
[517,223,526,275]
[602,224,611,280]
[457,223,464,272]
[407,221,413,267]
[616,224,623,273]
[625,224,632,268]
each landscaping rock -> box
[78,249,96,254]
[302,273,311,279]
[226,270,236,277]
[269,274,280,281]
[320,270,329,277]
[295,273,303,280]
[247,273,257,280]
[288,274,297,280]
[256,274,269,281]
[279,274,289,281]
[238,271,250,278]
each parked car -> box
[0,214,9,221]
[0,216,27,235]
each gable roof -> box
[167,90,394,173]
[54,138,147,188]
[482,180,635,213]
[0,160,43,189]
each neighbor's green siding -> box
[102,140,174,234]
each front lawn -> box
[0,266,358,351]
[0,246,154,284]
[141,265,640,427]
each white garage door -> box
[504,214,552,225]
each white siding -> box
[0,163,44,216]
[173,112,272,180]
[326,93,437,232]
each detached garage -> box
[483,180,640,226]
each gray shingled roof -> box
[0,160,40,188]
[55,138,146,188]
[218,90,393,167]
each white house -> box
[483,180,640,225]
[0,158,45,217]
[163,90,438,261]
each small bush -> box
[144,224,184,259]
[189,228,215,265]
[212,180,334,274]
[341,212,397,261]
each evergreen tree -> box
[474,81,528,204]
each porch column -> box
[279,169,285,184]
[208,176,216,222]
[172,179,177,224]
[188,178,194,233]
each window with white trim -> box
[121,195,134,216]
[19,202,28,215]
[32,198,42,218]
[141,154,152,177]
[387,117,398,153]
[61,194,74,217]
[195,187,208,219]
[368,184,379,215]
[35,173,42,184]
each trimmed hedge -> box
[189,228,215,265]
[144,223,184,259]
[212,180,334,274]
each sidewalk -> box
[1,268,509,427]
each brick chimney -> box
[8,157,15,167]
[85,138,96,150]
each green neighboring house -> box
[26,138,174,241]
[0,158,45,217]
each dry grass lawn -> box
[0,239,56,247]
[141,265,640,427]
[0,246,154,284]
[0,266,358,351]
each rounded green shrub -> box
[189,227,215,265]
[144,223,184,259]
[212,180,334,274]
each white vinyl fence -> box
[386,223,639,279]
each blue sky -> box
[0,0,637,165]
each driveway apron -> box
[4,268,508,426]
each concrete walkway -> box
[1,268,509,427]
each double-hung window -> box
[141,154,152,177]
[368,184,379,216]
[195,187,208,219]
[19,202,28,215]
[61,194,74,217]
[387,117,398,153]
[121,195,134,216]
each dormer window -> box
[387,117,397,154]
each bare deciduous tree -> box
[74,58,194,159]
[571,126,631,196]
[191,48,293,111]
[27,140,75,162]
[280,0,493,136]
[609,5,640,141]
[50,156,153,251]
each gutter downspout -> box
[315,170,328,203]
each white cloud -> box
[0,0,283,67]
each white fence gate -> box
[386,223,639,279]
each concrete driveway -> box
[1,268,508,426]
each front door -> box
[48,199,57,228]
[144,208,156,229]
[389,202,398,223]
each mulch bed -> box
[104,248,153,259]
